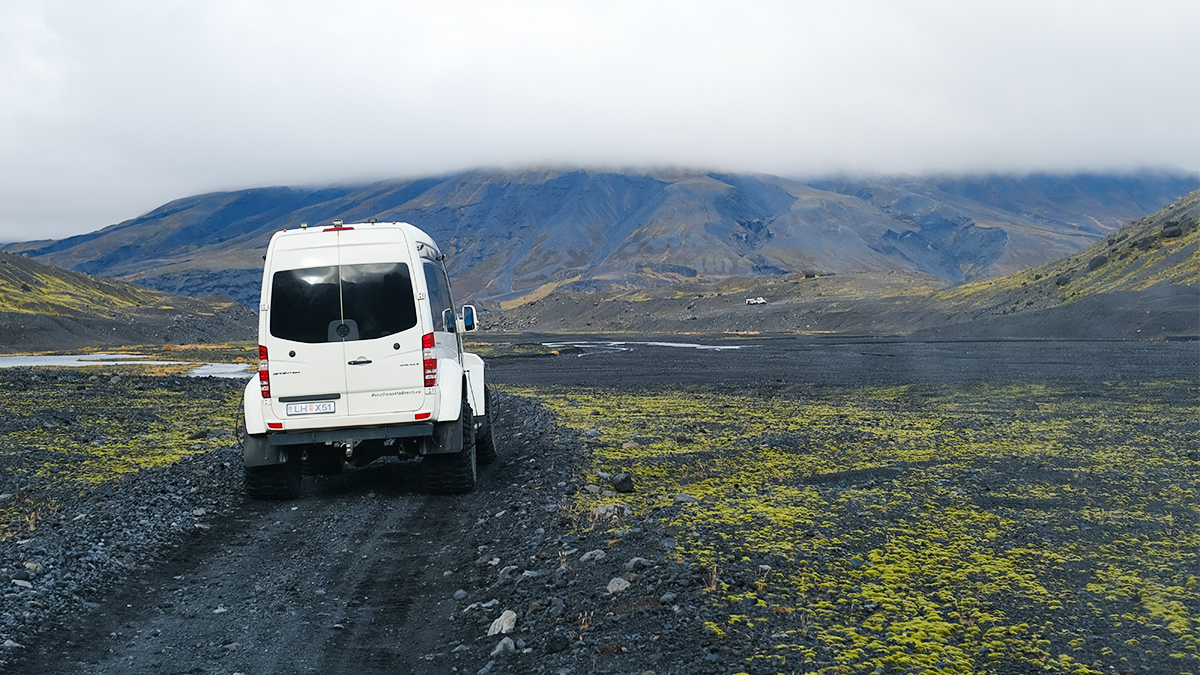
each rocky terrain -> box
[2,369,698,674]
[0,181,1193,675]
[1,336,1197,674]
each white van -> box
[241,220,494,498]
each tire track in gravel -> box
[9,458,511,675]
[311,482,468,674]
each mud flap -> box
[243,433,287,467]
[423,417,464,456]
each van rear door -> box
[335,228,426,417]
[265,259,353,424]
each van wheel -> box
[423,399,477,494]
[245,450,302,499]
[476,385,497,465]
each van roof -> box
[272,221,440,256]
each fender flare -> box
[243,433,287,467]
[243,379,267,435]
[435,359,465,422]
[462,352,486,416]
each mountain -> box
[4,168,1196,309]
[809,171,1198,278]
[911,187,1200,339]
[0,252,256,352]
[490,189,1200,339]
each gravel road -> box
[3,335,1197,674]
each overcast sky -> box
[1,0,1197,242]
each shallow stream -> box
[0,353,254,378]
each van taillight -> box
[422,332,437,387]
[258,345,271,398]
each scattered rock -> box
[580,549,607,563]
[490,637,515,656]
[606,577,631,593]
[612,472,635,493]
[454,589,469,600]
[546,632,570,653]
[590,503,632,521]
[674,493,698,503]
[624,557,652,572]
[486,609,517,636]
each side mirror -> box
[442,308,457,333]
[461,305,477,332]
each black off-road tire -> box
[423,399,477,494]
[476,385,497,465]
[245,450,302,500]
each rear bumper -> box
[243,423,436,467]
[266,423,434,447]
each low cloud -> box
[1,0,1197,241]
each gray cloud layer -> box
[1,0,1197,242]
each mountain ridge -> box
[4,168,1195,309]
[489,188,1200,340]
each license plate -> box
[286,401,335,416]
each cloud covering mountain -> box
[1,1,1196,241]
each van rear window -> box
[270,263,417,343]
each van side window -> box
[423,262,455,333]
[270,263,417,343]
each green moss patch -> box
[0,370,243,540]
[513,379,1200,673]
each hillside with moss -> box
[0,252,255,352]
[0,251,170,316]
[941,189,1199,310]
[909,190,1199,339]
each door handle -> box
[348,358,373,365]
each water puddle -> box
[543,340,751,356]
[0,353,254,378]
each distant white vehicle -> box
[745,297,767,305]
